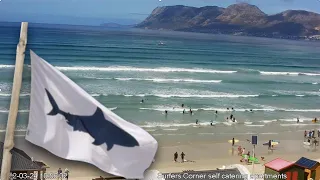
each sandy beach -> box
[3,127,320,180]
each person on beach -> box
[297,117,299,123]
[65,168,69,180]
[318,130,320,138]
[232,138,235,146]
[183,109,185,114]
[305,130,307,138]
[174,152,178,162]
[181,152,185,162]
[242,148,246,156]
[238,146,242,156]
[196,119,199,125]
[313,138,318,146]
[268,140,272,150]
[58,168,62,180]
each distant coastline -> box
[136,3,320,41]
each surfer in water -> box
[181,104,184,108]
[232,117,236,122]
[230,114,233,119]
[196,119,199,125]
[165,110,168,115]
[183,109,185,114]
[141,99,144,103]
[297,117,299,123]
[189,108,192,115]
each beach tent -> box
[264,158,304,180]
[295,157,320,180]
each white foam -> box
[0,110,29,113]
[0,65,15,68]
[312,82,318,85]
[109,107,117,110]
[198,133,215,135]
[245,124,265,127]
[56,66,237,74]
[146,129,156,132]
[261,120,277,123]
[140,122,213,128]
[163,129,178,131]
[260,71,320,76]
[280,124,315,126]
[152,134,163,136]
[0,93,30,97]
[140,107,320,112]
[283,109,320,112]
[152,94,259,98]
[114,78,222,83]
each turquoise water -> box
[0,24,319,130]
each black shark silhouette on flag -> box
[45,88,139,151]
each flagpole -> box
[1,22,28,180]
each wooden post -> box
[1,22,28,180]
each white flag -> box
[25,51,158,178]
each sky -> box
[0,0,319,25]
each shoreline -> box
[2,129,320,179]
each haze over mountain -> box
[136,3,320,38]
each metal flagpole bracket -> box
[1,22,28,180]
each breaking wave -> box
[260,71,320,76]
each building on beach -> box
[294,157,320,180]
[0,142,48,180]
[264,158,304,180]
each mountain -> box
[136,3,320,38]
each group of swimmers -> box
[164,104,194,115]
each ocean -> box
[0,23,319,140]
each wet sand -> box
[2,127,320,180]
